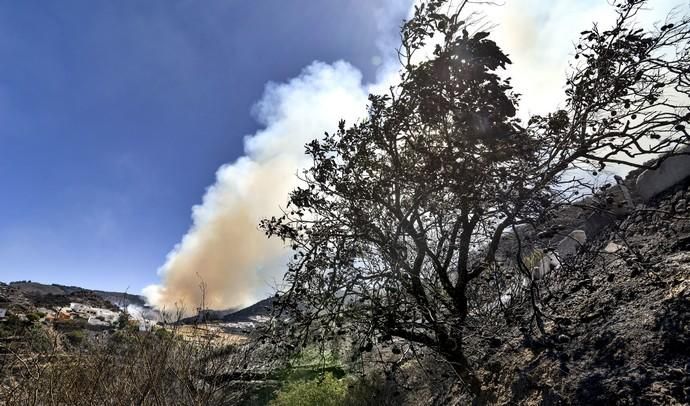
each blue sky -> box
[0,0,410,292]
[1,0,681,306]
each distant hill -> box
[4,281,148,309]
[176,296,276,325]
[2,280,275,326]
[222,296,275,323]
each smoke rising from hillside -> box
[143,62,369,313]
[143,0,649,314]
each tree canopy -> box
[261,0,690,396]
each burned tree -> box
[261,0,690,396]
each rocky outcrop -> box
[555,230,587,260]
[636,147,690,201]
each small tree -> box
[262,0,690,396]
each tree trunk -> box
[443,347,482,397]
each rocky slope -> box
[474,179,690,405]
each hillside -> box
[3,158,690,406]
[2,170,689,405]
[1,281,148,308]
[464,179,690,405]
[0,280,273,330]
[1,178,689,405]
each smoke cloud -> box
[485,0,683,116]
[143,0,414,314]
[147,0,674,313]
[143,62,370,313]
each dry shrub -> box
[0,318,270,406]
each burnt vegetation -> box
[260,0,690,401]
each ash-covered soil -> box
[474,182,690,405]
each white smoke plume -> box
[146,0,677,314]
[485,0,684,116]
[143,61,370,313]
[143,0,414,314]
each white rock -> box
[533,251,560,280]
[87,316,110,327]
[604,242,625,253]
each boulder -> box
[636,149,690,201]
[533,251,559,280]
[606,184,634,216]
[583,210,616,237]
[557,230,587,259]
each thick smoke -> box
[143,62,369,313]
[146,0,660,313]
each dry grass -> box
[0,316,273,406]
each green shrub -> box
[115,312,129,329]
[28,325,54,352]
[0,313,30,338]
[279,347,345,382]
[65,329,86,345]
[26,312,46,323]
[111,328,137,346]
[270,373,347,406]
[54,318,88,332]
[154,327,173,341]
